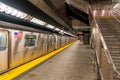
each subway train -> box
[0,21,76,74]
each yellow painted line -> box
[0,41,77,80]
[96,16,112,18]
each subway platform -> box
[13,41,97,80]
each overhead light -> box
[102,10,105,16]
[31,18,46,26]
[5,6,12,14]
[54,28,60,31]
[63,31,66,34]
[59,30,64,34]
[64,32,76,37]
[46,24,55,29]
[93,10,96,16]
[0,2,27,19]
[0,2,7,12]
[65,32,70,35]
[10,10,18,16]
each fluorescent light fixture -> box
[0,2,7,12]
[64,31,75,37]
[54,28,60,31]
[31,18,46,26]
[59,30,64,34]
[59,30,64,33]
[5,6,13,14]
[46,24,55,29]
[0,2,27,19]
[93,10,96,16]
[63,31,67,34]
[66,32,70,35]
[92,28,96,34]
[102,10,105,16]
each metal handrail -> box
[88,5,120,77]
[111,13,120,23]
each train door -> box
[42,34,48,55]
[47,35,51,53]
[54,35,58,50]
[0,31,9,72]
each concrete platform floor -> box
[15,41,97,80]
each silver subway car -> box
[0,21,76,74]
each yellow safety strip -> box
[0,41,76,80]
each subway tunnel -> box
[0,0,120,80]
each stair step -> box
[115,66,120,71]
[100,27,114,29]
[113,63,120,69]
[105,39,118,42]
[100,27,120,29]
[110,51,120,54]
[109,46,120,48]
[109,48,120,51]
[102,33,114,35]
[104,37,118,40]
[106,42,120,46]
[113,60,120,63]
[102,34,115,36]
[101,30,120,36]
[101,28,115,29]
[110,53,120,58]
[103,35,120,39]
[108,46,120,49]
[111,55,120,59]
[112,59,120,62]
[114,63,120,67]
[106,44,120,47]
[101,31,115,33]
[110,50,120,54]
[103,36,115,38]
[116,68,120,71]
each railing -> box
[89,5,120,80]
[111,9,120,23]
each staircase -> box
[96,18,120,79]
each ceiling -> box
[0,0,117,35]
[0,0,72,32]
[28,0,71,29]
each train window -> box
[25,35,36,47]
[0,32,7,50]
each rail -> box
[88,5,120,79]
[111,11,120,23]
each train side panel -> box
[10,30,40,68]
[0,27,76,73]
